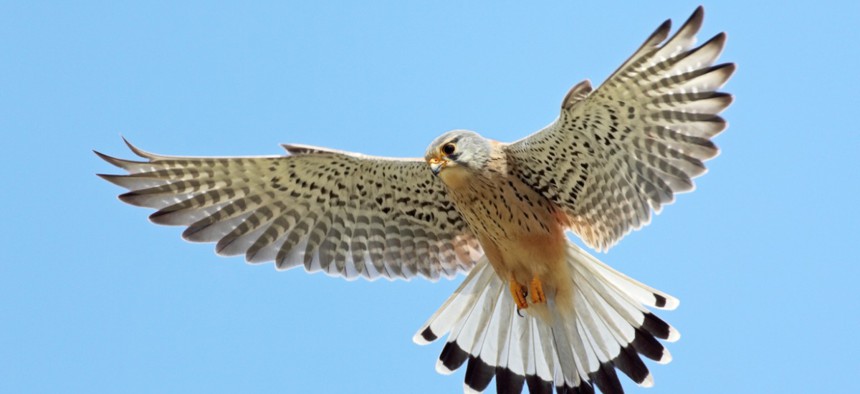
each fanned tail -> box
[414,241,679,393]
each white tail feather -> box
[415,240,678,393]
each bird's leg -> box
[509,273,529,310]
[530,276,546,304]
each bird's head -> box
[424,130,491,183]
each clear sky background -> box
[2,2,858,393]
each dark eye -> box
[441,143,456,156]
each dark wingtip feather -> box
[662,5,704,48]
[687,5,705,30]
[652,19,672,44]
[96,172,117,182]
[721,62,738,81]
[121,136,160,160]
[712,31,727,48]
[719,92,735,108]
[698,62,736,91]
[93,150,113,164]
[94,150,144,170]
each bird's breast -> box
[446,171,569,291]
[447,172,563,246]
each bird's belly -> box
[451,177,570,292]
[493,226,569,290]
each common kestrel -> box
[97,7,733,393]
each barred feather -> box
[507,6,735,251]
[96,138,481,281]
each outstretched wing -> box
[96,139,482,281]
[507,6,735,251]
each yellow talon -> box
[530,276,546,304]
[509,275,529,309]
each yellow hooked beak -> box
[428,156,447,176]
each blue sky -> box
[2,1,858,393]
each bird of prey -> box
[96,6,733,394]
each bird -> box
[96,6,733,394]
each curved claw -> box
[509,275,529,310]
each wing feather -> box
[507,6,734,250]
[96,139,481,281]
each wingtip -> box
[95,173,118,183]
[654,19,672,42]
[690,5,705,26]
[94,150,123,168]
[122,136,158,160]
[723,62,738,79]
[677,6,705,39]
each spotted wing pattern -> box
[507,6,735,251]
[97,140,482,280]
